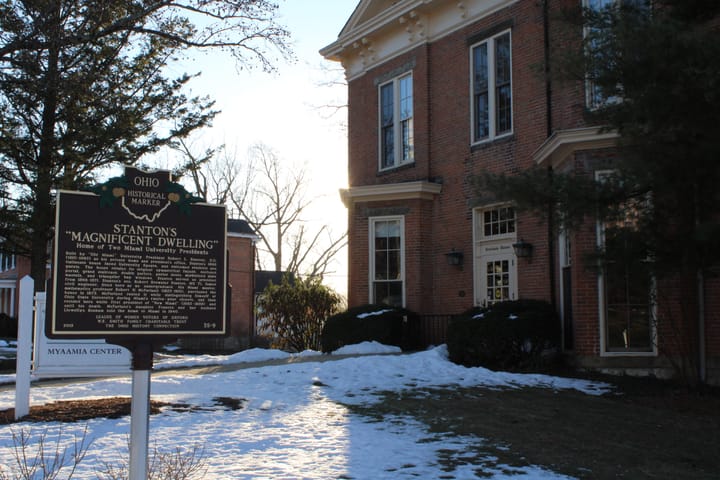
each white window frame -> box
[0,253,16,272]
[583,0,648,108]
[595,170,657,356]
[368,216,405,307]
[378,73,414,171]
[470,29,513,145]
[472,205,518,307]
[476,204,517,242]
[583,0,617,109]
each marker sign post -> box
[49,166,228,479]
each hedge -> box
[446,299,560,371]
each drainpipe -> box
[697,269,706,383]
[694,187,706,383]
[543,0,553,138]
[543,0,557,309]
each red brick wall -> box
[227,235,255,345]
[342,0,720,382]
[347,0,557,313]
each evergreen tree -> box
[0,1,291,290]
[481,0,720,276]
[478,0,720,382]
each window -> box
[584,0,616,108]
[602,228,654,352]
[473,206,518,306]
[370,218,404,307]
[485,258,512,304]
[481,206,516,239]
[471,31,512,143]
[379,73,413,170]
[596,171,655,353]
[583,0,649,108]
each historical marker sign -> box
[48,166,227,338]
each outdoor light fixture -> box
[512,239,533,258]
[445,249,464,266]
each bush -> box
[320,304,419,353]
[447,299,560,371]
[255,275,343,352]
[0,313,17,338]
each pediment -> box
[321,0,520,79]
[339,0,401,37]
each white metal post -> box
[128,344,153,480]
[14,276,34,420]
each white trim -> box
[320,0,521,81]
[340,181,442,207]
[378,72,414,171]
[469,29,514,145]
[558,228,571,350]
[595,170,657,357]
[368,216,405,307]
[472,206,518,307]
[533,127,620,168]
[227,231,260,242]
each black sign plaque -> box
[48,166,227,338]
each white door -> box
[475,242,517,306]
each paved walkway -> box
[0,351,403,392]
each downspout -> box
[695,186,706,382]
[543,0,553,139]
[697,269,706,383]
[543,0,557,309]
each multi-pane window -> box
[370,218,404,307]
[596,171,655,353]
[486,259,511,304]
[583,0,649,108]
[379,73,414,170]
[584,0,615,108]
[602,226,654,352]
[471,31,512,143]
[482,206,516,238]
[474,206,518,306]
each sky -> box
[0,341,611,478]
[160,0,359,293]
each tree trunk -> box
[31,7,61,292]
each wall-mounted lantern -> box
[512,239,533,258]
[445,249,464,266]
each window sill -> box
[470,133,515,153]
[600,350,658,358]
[377,161,416,176]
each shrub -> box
[0,313,17,338]
[447,299,560,371]
[320,304,419,353]
[255,275,343,352]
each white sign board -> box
[33,293,131,377]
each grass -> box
[345,374,720,479]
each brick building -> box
[321,0,719,383]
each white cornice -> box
[340,181,442,207]
[321,0,520,80]
[533,127,620,169]
[227,232,260,242]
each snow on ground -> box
[0,344,610,479]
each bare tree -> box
[170,138,243,209]
[231,143,347,279]
[312,62,348,126]
[169,140,346,280]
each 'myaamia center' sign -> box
[48,166,228,338]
